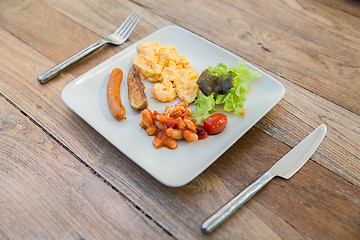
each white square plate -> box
[61,26,285,187]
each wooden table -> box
[1,0,359,239]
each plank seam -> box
[314,0,360,18]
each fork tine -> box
[122,13,142,40]
[117,12,141,37]
[117,12,138,36]
[114,11,136,35]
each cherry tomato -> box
[196,124,208,139]
[203,113,228,135]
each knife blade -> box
[201,124,327,233]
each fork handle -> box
[38,39,107,84]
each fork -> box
[38,11,142,84]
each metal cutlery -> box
[38,11,141,84]
[202,124,327,233]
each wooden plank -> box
[318,0,360,16]
[121,0,360,184]
[208,127,360,240]
[0,0,122,81]
[0,0,358,187]
[0,201,37,239]
[221,0,360,58]
[256,70,360,186]
[0,0,170,82]
[0,97,171,239]
[130,0,360,115]
[40,0,172,39]
[0,0,359,239]
[22,0,360,186]
[0,23,359,239]
[94,128,360,240]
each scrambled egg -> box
[133,42,199,103]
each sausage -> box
[127,64,148,111]
[106,68,126,120]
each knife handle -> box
[201,171,274,233]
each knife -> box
[201,124,327,233]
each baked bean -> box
[175,118,186,130]
[184,107,192,115]
[166,128,183,140]
[170,106,185,118]
[164,105,183,118]
[153,137,163,149]
[163,137,177,149]
[183,130,198,142]
[156,114,170,124]
[146,125,156,136]
[184,118,196,132]
[157,115,176,128]
[154,120,165,130]
[142,109,153,127]
[139,120,146,129]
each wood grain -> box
[1,0,358,185]
[0,23,358,238]
[0,0,359,239]
[135,0,360,115]
[257,74,360,186]
[318,0,360,16]
[0,98,171,239]
[129,0,360,185]
[0,0,124,81]
[1,0,356,188]
[209,127,360,239]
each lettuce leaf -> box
[191,92,215,123]
[192,61,260,123]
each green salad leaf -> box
[191,61,260,123]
